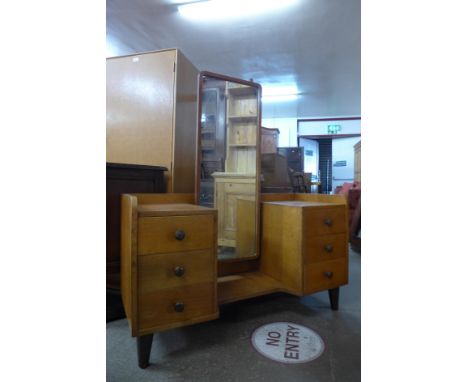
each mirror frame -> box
[194,71,262,273]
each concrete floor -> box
[106,248,360,381]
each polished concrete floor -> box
[106,248,360,381]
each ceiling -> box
[107,0,361,119]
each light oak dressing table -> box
[119,72,349,368]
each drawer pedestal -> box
[120,194,218,367]
[261,197,349,305]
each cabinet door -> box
[215,181,256,247]
[106,50,176,167]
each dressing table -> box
[119,72,349,368]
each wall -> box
[263,116,361,148]
[298,118,361,136]
[331,136,361,190]
[262,117,297,147]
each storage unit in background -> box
[261,127,280,153]
[277,147,304,172]
[107,49,198,192]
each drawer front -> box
[138,250,215,293]
[138,215,214,254]
[138,282,215,331]
[303,258,348,294]
[304,233,347,264]
[303,206,346,236]
[222,182,255,194]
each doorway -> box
[298,134,360,193]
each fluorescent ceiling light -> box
[179,0,299,20]
[262,85,298,97]
[262,94,298,103]
[106,42,118,57]
[262,84,299,102]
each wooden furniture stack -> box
[106,49,199,192]
[261,127,280,154]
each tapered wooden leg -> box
[137,334,153,369]
[328,287,340,311]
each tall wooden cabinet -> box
[107,49,199,192]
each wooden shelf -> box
[217,272,285,305]
[229,143,256,147]
[228,115,257,123]
[227,86,257,97]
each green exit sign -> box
[327,124,342,134]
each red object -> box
[347,188,361,227]
[336,181,360,196]
[335,182,361,227]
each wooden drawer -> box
[138,215,214,254]
[138,250,215,293]
[223,182,255,193]
[138,282,216,331]
[304,233,347,264]
[303,258,348,294]
[303,206,346,236]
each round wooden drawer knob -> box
[174,302,185,312]
[175,230,186,241]
[324,244,333,253]
[324,271,334,279]
[324,218,333,227]
[174,266,185,277]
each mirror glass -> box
[197,73,260,260]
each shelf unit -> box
[210,82,259,249]
[225,83,258,174]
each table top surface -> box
[137,203,215,217]
[263,200,339,208]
